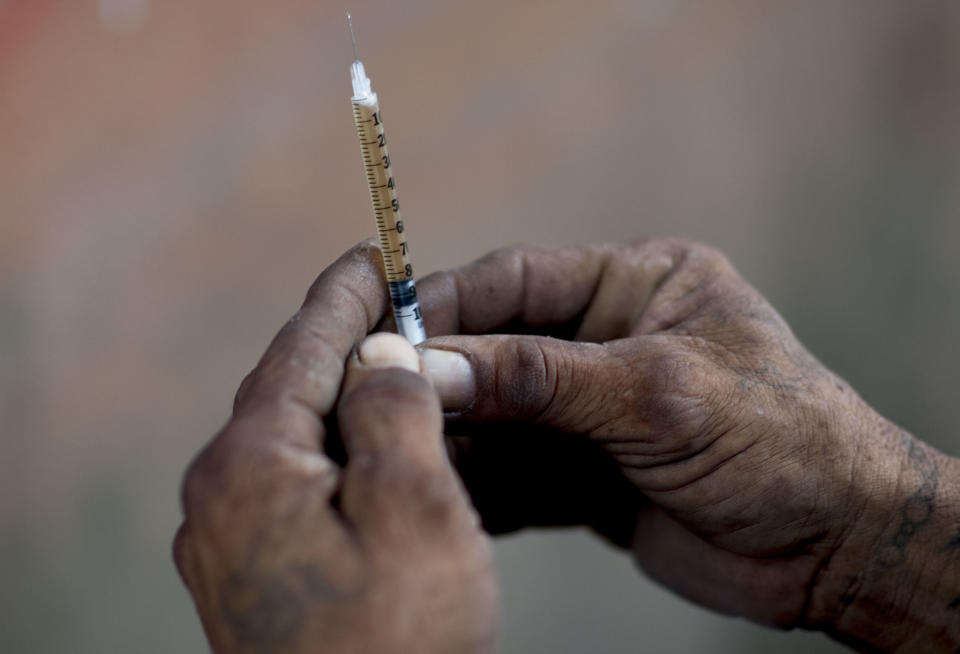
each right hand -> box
[412,239,925,638]
[173,244,499,654]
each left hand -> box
[410,239,939,643]
[173,242,499,654]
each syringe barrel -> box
[351,72,426,345]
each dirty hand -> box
[174,244,498,654]
[416,239,959,650]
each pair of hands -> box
[174,239,956,653]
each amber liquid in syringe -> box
[349,18,425,344]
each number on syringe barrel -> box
[387,177,394,189]
[392,199,399,212]
[382,155,391,168]
[405,264,413,277]
[378,133,385,147]
[373,111,381,126]
[396,220,404,233]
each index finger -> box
[415,244,607,337]
[415,239,685,337]
[232,240,389,449]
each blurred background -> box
[2,0,959,651]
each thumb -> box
[338,333,472,537]
[419,335,626,434]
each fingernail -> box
[357,333,420,373]
[420,348,475,412]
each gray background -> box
[2,0,959,651]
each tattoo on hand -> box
[871,434,939,575]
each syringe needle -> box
[347,12,359,62]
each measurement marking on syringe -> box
[349,14,425,345]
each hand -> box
[173,243,498,654]
[413,239,959,649]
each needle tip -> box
[347,11,358,61]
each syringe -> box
[348,14,426,345]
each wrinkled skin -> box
[174,244,498,654]
[413,239,960,649]
[176,239,960,653]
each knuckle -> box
[636,347,712,429]
[408,473,463,526]
[478,245,531,285]
[360,454,462,523]
[180,450,217,518]
[647,345,713,393]
[179,429,246,519]
[629,236,686,257]
[494,338,552,419]
[630,237,734,281]
[484,244,526,269]
[686,242,736,277]
[171,524,193,582]
[232,369,257,413]
[392,467,464,528]
[626,238,716,284]
[179,443,286,542]
[307,241,379,298]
